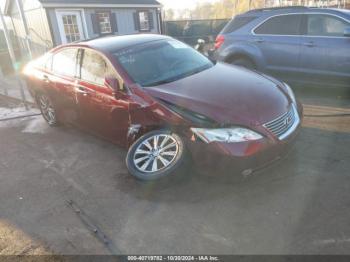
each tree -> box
[164,0,273,20]
[164,8,175,21]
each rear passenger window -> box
[52,48,78,77]
[222,16,257,34]
[81,49,114,86]
[34,53,53,71]
[254,14,302,35]
[44,55,53,71]
[306,14,349,37]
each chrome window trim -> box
[251,12,350,38]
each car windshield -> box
[114,39,214,87]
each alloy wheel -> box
[38,94,56,125]
[133,134,179,173]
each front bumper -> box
[186,104,303,176]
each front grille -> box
[264,105,299,140]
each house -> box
[1,0,162,59]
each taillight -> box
[215,35,225,50]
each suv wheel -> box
[126,130,187,181]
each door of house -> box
[56,11,85,44]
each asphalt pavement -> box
[0,92,349,255]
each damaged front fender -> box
[126,97,191,147]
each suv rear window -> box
[221,16,256,34]
[254,14,303,35]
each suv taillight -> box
[215,35,225,50]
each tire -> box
[231,58,256,70]
[126,130,187,181]
[36,93,59,126]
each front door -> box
[56,11,85,44]
[76,48,131,146]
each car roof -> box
[68,34,171,53]
[244,6,350,17]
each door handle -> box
[253,38,264,43]
[303,42,315,47]
[43,75,50,83]
[75,86,89,96]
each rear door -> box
[76,48,131,146]
[252,14,303,82]
[50,48,80,123]
[299,13,350,87]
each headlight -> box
[283,83,296,105]
[191,127,263,143]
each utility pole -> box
[15,0,32,60]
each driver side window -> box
[80,49,116,86]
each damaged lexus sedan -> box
[23,34,303,180]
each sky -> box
[159,0,220,10]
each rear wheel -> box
[126,130,187,181]
[37,93,58,126]
[231,58,256,70]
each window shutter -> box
[91,13,100,35]
[148,11,154,30]
[133,12,140,31]
[110,12,118,33]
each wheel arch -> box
[127,123,190,149]
[221,43,265,70]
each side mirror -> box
[105,77,120,91]
[105,77,127,99]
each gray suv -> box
[214,7,350,88]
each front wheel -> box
[37,93,59,126]
[126,130,187,181]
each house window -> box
[97,12,112,34]
[138,11,150,31]
[62,14,82,42]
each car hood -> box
[144,63,291,127]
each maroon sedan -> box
[23,34,302,180]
